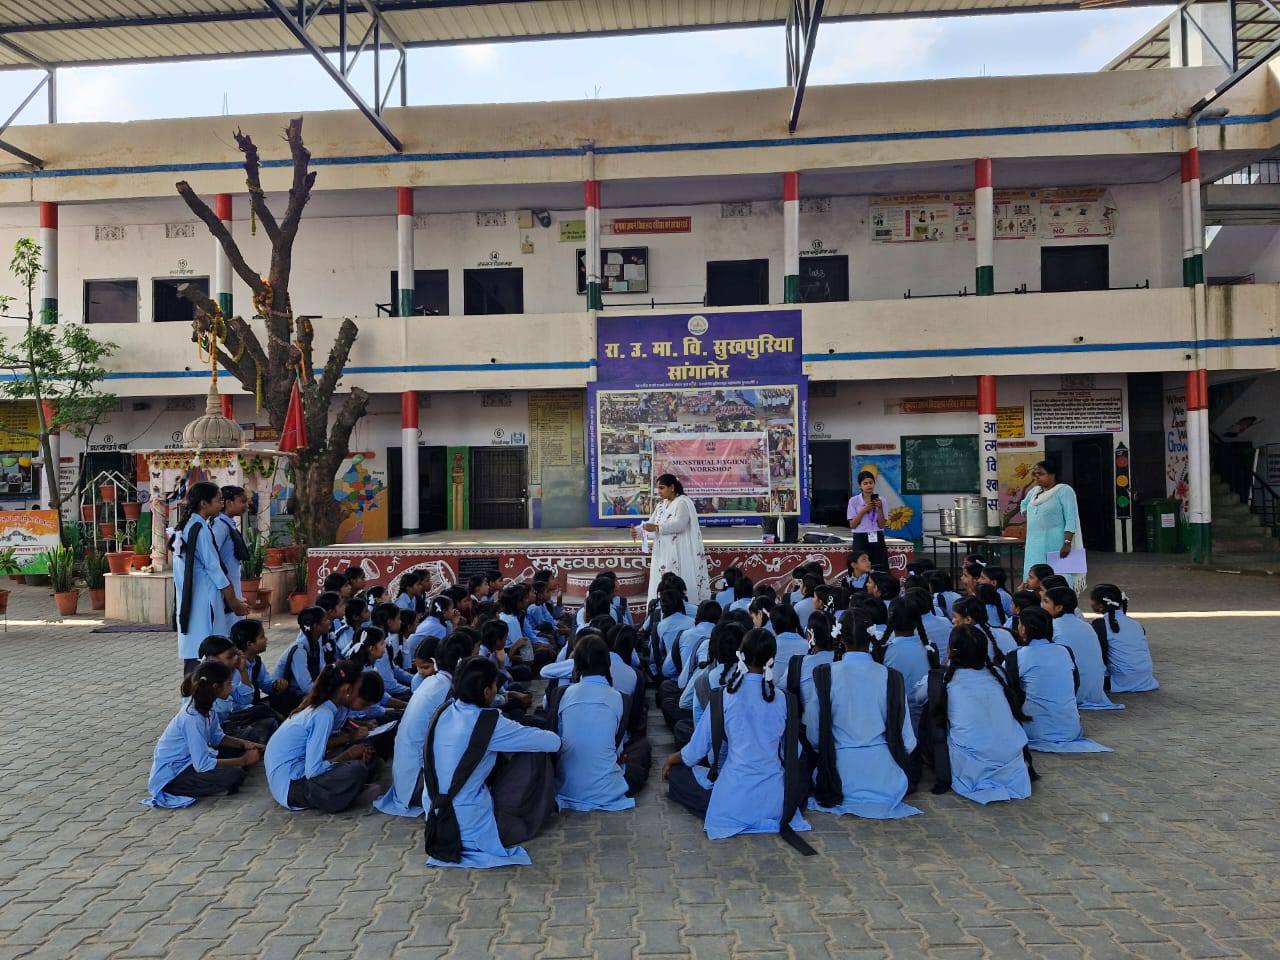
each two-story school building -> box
[1,51,1279,560]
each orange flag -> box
[279,379,308,453]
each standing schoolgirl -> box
[210,486,249,636]
[551,635,651,811]
[422,657,562,868]
[1090,584,1158,693]
[919,625,1032,804]
[375,633,478,818]
[663,629,813,846]
[143,661,263,808]
[1004,608,1110,753]
[1042,587,1122,711]
[263,660,381,812]
[173,482,248,673]
[802,616,920,820]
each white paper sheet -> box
[367,720,399,738]
[1046,546,1087,574]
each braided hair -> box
[928,570,955,616]
[951,596,999,658]
[1091,583,1127,633]
[728,627,777,702]
[296,659,363,714]
[807,610,841,659]
[347,626,387,668]
[976,582,1008,626]
[181,660,232,715]
[946,624,1029,722]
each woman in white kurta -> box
[639,474,711,605]
[1019,461,1085,592]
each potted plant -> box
[46,544,78,616]
[99,521,117,541]
[122,500,142,521]
[264,533,286,569]
[131,529,151,571]
[288,551,310,614]
[85,548,109,610]
[106,548,132,576]
[0,546,21,613]
[98,482,116,503]
[240,529,266,604]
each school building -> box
[1,2,1278,563]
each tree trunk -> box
[39,432,62,527]
[292,453,343,549]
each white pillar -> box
[214,194,232,316]
[38,202,57,323]
[397,188,415,316]
[402,391,420,534]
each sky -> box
[3,7,1172,127]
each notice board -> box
[901,434,980,494]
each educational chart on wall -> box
[872,187,1116,244]
[588,310,808,524]
[1164,387,1190,516]
[1030,389,1123,434]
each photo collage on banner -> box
[588,311,808,524]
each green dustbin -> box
[1144,498,1183,553]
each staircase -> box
[1210,473,1280,557]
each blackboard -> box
[901,434,980,494]
[457,557,499,584]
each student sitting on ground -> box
[1089,583,1158,693]
[199,633,279,744]
[716,568,741,609]
[875,599,931,732]
[658,600,719,730]
[332,596,368,657]
[1021,563,1056,595]
[792,575,822,631]
[950,596,1018,668]
[804,617,920,821]
[422,657,562,868]
[928,570,961,619]
[271,605,335,714]
[1004,608,1110,754]
[229,618,290,717]
[372,602,414,685]
[143,661,263,808]
[663,628,813,851]
[786,611,841,702]
[549,635,652,811]
[346,627,411,709]
[1042,587,1122,711]
[918,625,1033,805]
[263,660,382,812]
[769,604,810,671]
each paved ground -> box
[1,555,1278,960]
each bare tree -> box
[176,117,368,547]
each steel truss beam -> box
[785,0,825,133]
[0,68,50,166]
[262,0,406,151]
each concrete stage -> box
[307,525,913,609]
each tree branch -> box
[234,128,280,245]
[322,388,369,477]
[269,117,316,318]
[177,285,271,388]
[175,181,268,299]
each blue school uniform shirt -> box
[680,674,812,840]
[272,632,322,695]
[774,632,809,669]
[729,597,753,613]
[374,669,454,818]
[793,650,837,723]
[210,667,255,723]
[210,513,245,634]
[688,662,733,721]
[845,573,869,590]
[793,597,817,630]
[1099,611,1159,693]
[659,614,698,679]
[656,612,694,664]
[920,613,952,659]
[997,587,1014,618]
[943,668,1031,805]
[524,602,557,641]
[676,621,716,689]
[332,622,359,657]
[554,675,633,813]
[800,652,921,820]
[173,515,231,661]
[425,701,561,868]
[143,702,225,808]
[373,651,413,698]
[264,701,342,809]
[932,591,961,619]
[1011,639,1110,753]
[1052,614,1123,711]
[715,587,735,608]
[500,612,534,663]
[407,616,449,658]
[541,652,637,698]
[394,593,417,617]
[881,636,930,729]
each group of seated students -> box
[144,552,1158,865]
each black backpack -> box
[706,685,816,857]
[544,682,631,750]
[415,702,499,864]
[810,662,913,804]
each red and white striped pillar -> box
[1185,368,1211,561]
[38,202,57,324]
[401,391,420,534]
[214,194,232,317]
[397,188,415,317]
[783,172,800,304]
[1181,149,1204,287]
[584,177,602,310]
[975,159,994,296]
[978,375,1000,532]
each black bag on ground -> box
[489,751,557,847]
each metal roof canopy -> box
[1105,0,1280,71]
[0,0,1176,160]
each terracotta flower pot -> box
[106,552,132,576]
[265,548,285,568]
[0,588,8,614]
[99,522,117,540]
[288,592,309,615]
[98,484,116,502]
[89,587,106,611]
[80,504,96,522]
[122,501,142,520]
[13,575,26,585]
[241,579,261,604]
[131,553,150,571]
[54,590,79,617]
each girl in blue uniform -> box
[1090,583,1158,693]
[371,602,410,677]
[143,661,263,808]
[928,571,961,619]
[393,572,424,632]
[844,551,872,591]
[788,611,840,701]
[769,604,810,671]
[347,627,412,707]
[976,583,1011,630]
[551,636,651,811]
[920,625,1032,804]
[655,589,695,673]
[866,571,900,604]
[1005,608,1110,753]
[172,482,248,673]
[375,633,477,817]
[663,628,813,845]
[1042,587,1122,711]
[271,606,335,713]
[951,596,1017,667]
[1022,562,1055,595]
[423,657,562,868]
[876,600,930,732]
[804,618,920,821]
[716,568,740,608]
[264,660,381,812]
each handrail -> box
[1209,429,1280,535]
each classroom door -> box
[463,268,524,315]
[809,440,851,527]
[1045,434,1116,552]
[470,446,529,529]
[386,445,448,537]
[706,259,769,306]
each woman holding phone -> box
[847,471,889,572]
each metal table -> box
[925,534,1025,584]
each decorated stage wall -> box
[588,310,809,525]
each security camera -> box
[533,209,552,228]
